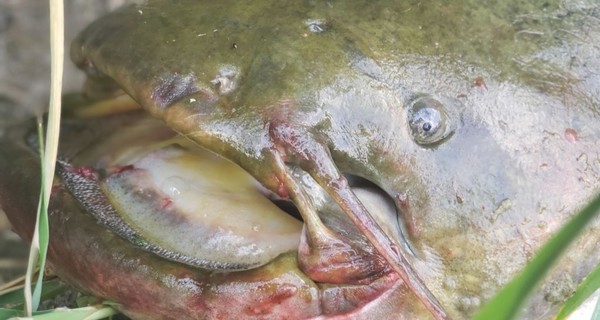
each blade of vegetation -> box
[593,296,600,320]
[0,279,65,308]
[2,305,119,320]
[24,0,64,315]
[24,121,46,315]
[555,262,600,319]
[0,275,26,294]
[473,192,600,320]
[0,308,21,318]
[0,279,67,309]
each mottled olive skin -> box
[3,0,600,319]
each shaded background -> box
[0,0,130,287]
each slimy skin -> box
[2,1,600,319]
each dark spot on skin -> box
[456,193,463,204]
[68,166,98,180]
[109,164,135,175]
[564,128,578,143]
[161,197,173,209]
[151,73,200,109]
[474,77,488,90]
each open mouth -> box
[0,105,433,319]
[42,109,422,318]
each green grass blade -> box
[24,120,46,315]
[593,296,600,320]
[555,262,600,319]
[32,194,50,310]
[34,0,64,310]
[0,279,65,308]
[3,305,119,320]
[24,0,64,315]
[0,308,21,318]
[30,306,119,320]
[473,192,600,320]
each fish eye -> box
[407,96,453,145]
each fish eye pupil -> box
[407,95,455,145]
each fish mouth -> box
[0,108,425,319]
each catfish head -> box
[2,1,600,319]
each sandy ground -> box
[0,0,130,287]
